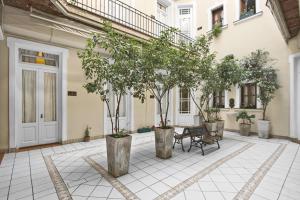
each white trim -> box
[175,2,196,38]
[7,37,68,148]
[235,84,241,108]
[256,86,262,109]
[224,90,229,108]
[207,0,227,31]
[235,0,261,21]
[289,53,300,139]
[0,26,3,40]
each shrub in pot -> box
[241,50,280,138]
[84,126,91,142]
[140,28,186,159]
[229,98,235,109]
[236,111,255,136]
[79,22,145,177]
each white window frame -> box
[235,83,262,109]
[176,1,196,38]
[7,37,69,149]
[235,0,261,21]
[207,1,228,31]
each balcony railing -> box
[68,0,194,45]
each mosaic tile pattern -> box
[0,131,299,200]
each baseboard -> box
[61,135,104,144]
[225,129,300,144]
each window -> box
[157,3,167,13]
[19,49,59,67]
[179,88,190,114]
[213,90,225,108]
[212,6,224,27]
[240,0,256,20]
[241,83,257,109]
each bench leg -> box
[188,137,193,152]
[181,138,185,152]
[173,139,176,149]
[216,139,220,149]
[200,143,204,156]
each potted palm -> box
[241,50,280,138]
[79,22,144,177]
[236,111,255,136]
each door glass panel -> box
[179,88,190,114]
[22,70,36,123]
[44,72,57,122]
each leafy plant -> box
[236,111,255,124]
[229,98,235,109]
[212,23,222,38]
[240,50,280,120]
[139,28,188,128]
[78,21,144,137]
[84,126,91,137]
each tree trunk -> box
[105,99,114,134]
[164,89,170,127]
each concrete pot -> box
[216,120,225,140]
[155,127,174,159]
[257,120,270,139]
[239,123,251,136]
[106,135,132,177]
[84,136,90,142]
[204,122,217,144]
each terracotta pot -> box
[155,127,174,159]
[84,136,90,142]
[257,120,270,139]
[216,120,225,140]
[239,123,251,136]
[106,135,132,177]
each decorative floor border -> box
[84,156,139,200]
[155,143,255,200]
[85,142,254,200]
[44,156,72,200]
[233,143,287,200]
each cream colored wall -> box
[197,0,292,137]
[0,6,157,150]
[0,40,9,151]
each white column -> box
[256,86,262,109]
[235,85,241,108]
[224,90,229,108]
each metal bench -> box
[187,125,220,155]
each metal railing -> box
[68,0,194,45]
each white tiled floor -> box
[0,131,299,200]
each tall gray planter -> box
[155,127,174,159]
[106,135,132,177]
[257,120,270,139]
[216,120,225,140]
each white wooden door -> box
[105,93,131,134]
[176,87,195,126]
[178,7,192,36]
[18,66,58,147]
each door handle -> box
[40,114,43,119]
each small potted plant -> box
[229,98,235,109]
[236,111,255,136]
[84,126,91,142]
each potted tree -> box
[79,22,144,177]
[140,28,185,159]
[241,50,280,138]
[84,126,91,142]
[236,111,255,136]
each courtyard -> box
[0,131,299,200]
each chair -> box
[173,127,190,152]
